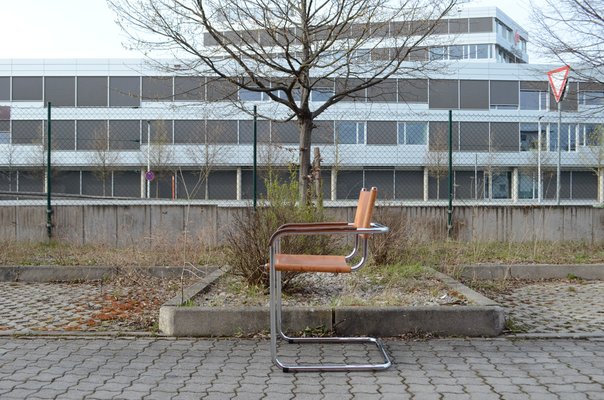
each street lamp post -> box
[147,121,151,199]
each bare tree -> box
[144,120,175,198]
[531,0,604,81]
[90,127,119,197]
[107,0,458,203]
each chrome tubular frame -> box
[268,223,392,372]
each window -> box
[486,172,511,199]
[239,88,264,101]
[582,124,604,146]
[429,80,458,109]
[520,90,547,110]
[174,77,205,101]
[449,45,463,60]
[520,123,543,151]
[460,80,488,109]
[429,47,446,61]
[579,91,604,106]
[77,120,107,150]
[12,77,43,101]
[142,76,173,101]
[367,121,396,145]
[174,120,204,144]
[44,77,75,107]
[109,77,140,107]
[549,124,575,151]
[0,120,9,144]
[336,121,365,144]
[109,120,140,150]
[397,122,427,145]
[12,120,43,144]
[311,87,334,102]
[518,171,537,199]
[0,77,9,101]
[490,81,519,109]
[77,77,108,107]
[398,79,428,103]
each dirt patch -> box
[193,269,470,308]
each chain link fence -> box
[0,104,602,206]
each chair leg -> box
[269,257,392,372]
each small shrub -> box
[225,169,333,290]
[369,206,409,265]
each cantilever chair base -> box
[268,187,392,372]
[274,336,392,373]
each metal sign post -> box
[547,65,570,205]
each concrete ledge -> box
[159,268,505,338]
[460,264,604,281]
[0,265,217,282]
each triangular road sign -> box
[547,65,570,103]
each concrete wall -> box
[0,204,602,245]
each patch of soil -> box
[194,271,470,307]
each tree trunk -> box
[298,118,313,204]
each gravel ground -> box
[194,271,470,308]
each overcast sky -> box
[4,0,548,61]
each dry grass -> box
[1,240,602,270]
[0,240,226,268]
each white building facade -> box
[0,7,602,204]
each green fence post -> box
[46,102,52,239]
[447,110,453,239]
[253,105,257,210]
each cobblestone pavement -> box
[0,281,178,333]
[487,281,604,334]
[0,337,603,399]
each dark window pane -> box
[395,170,423,199]
[208,170,236,199]
[460,80,488,109]
[174,77,205,101]
[177,170,206,199]
[272,121,298,144]
[109,120,140,150]
[12,77,43,101]
[141,120,173,144]
[239,120,270,143]
[469,17,492,33]
[365,170,394,200]
[82,171,112,196]
[406,122,427,144]
[454,171,477,199]
[174,120,205,144]
[149,172,174,199]
[490,80,518,108]
[336,170,363,199]
[47,120,75,150]
[312,121,334,144]
[367,121,396,145]
[429,79,459,109]
[207,78,237,101]
[44,77,75,107]
[367,79,397,102]
[0,106,9,120]
[109,77,140,107]
[336,121,364,144]
[54,171,80,195]
[18,171,44,193]
[0,121,9,144]
[0,170,17,192]
[335,78,366,102]
[142,76,173,101]
[429,121,459,151]
[207,120,237,143]
[12,120,43,144]
[448,18,469,34]
[572,171,597,199]
[460,122,489,151]
[398,79,428,103]
[428,174,448,200]
[77,120,107,150]
[491,122,519,152]
[113,171,140,197]
[0,77,9,100]
[77,77,108,107]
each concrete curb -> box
[159,268,505,338]
[459,264,604,281]
[0,265,217,282]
